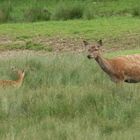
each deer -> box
[0,68,25,88]
[83,40,140,83]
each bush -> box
[51,2,84,20]
[24,7,51,22]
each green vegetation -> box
[0,17,139,51]
[0,51,140,140]
[0,0,139,139]
[0,0,140,23]
[0,17,139,38]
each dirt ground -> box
[0,34,139,59]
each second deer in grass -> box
[83,40,140,83]
[0,69,25,88]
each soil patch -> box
[0,34,139,53]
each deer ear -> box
[83,40,89,47]
[97,40,103,46]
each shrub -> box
[24,7,51,22]
[51,2,84,20]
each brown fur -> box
[0,70,25,88]
[84,40,140,83]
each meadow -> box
[0,51,140,140]
[0,17,140,51]
[0,0,140,139]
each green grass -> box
[0,17,139,51]
[0,17,140,38]
[0,17,139,38]
[0,50,140,140]
[0,0,140,22]
[0,11,139,139]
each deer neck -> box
[95,54,113,75]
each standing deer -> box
[0,69,25,88]
[83,40,140,83]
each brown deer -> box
[83,40,140,83]
[0,69,25,88]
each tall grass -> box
[0,0,140,23]
[24,2,51,22]
[0,52,140,139]
[51,1,84,20]
[132,7,140,17]
[0,1,12,23]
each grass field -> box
[0,51,140,140]
[0,17,140,51]
[0,17,140,38]
[0,7,140,139]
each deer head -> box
[11,67,25,80]
[17,70,25,79]
[83,40,103,59]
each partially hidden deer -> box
[83,40,140,83]
[0,69,25,88]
